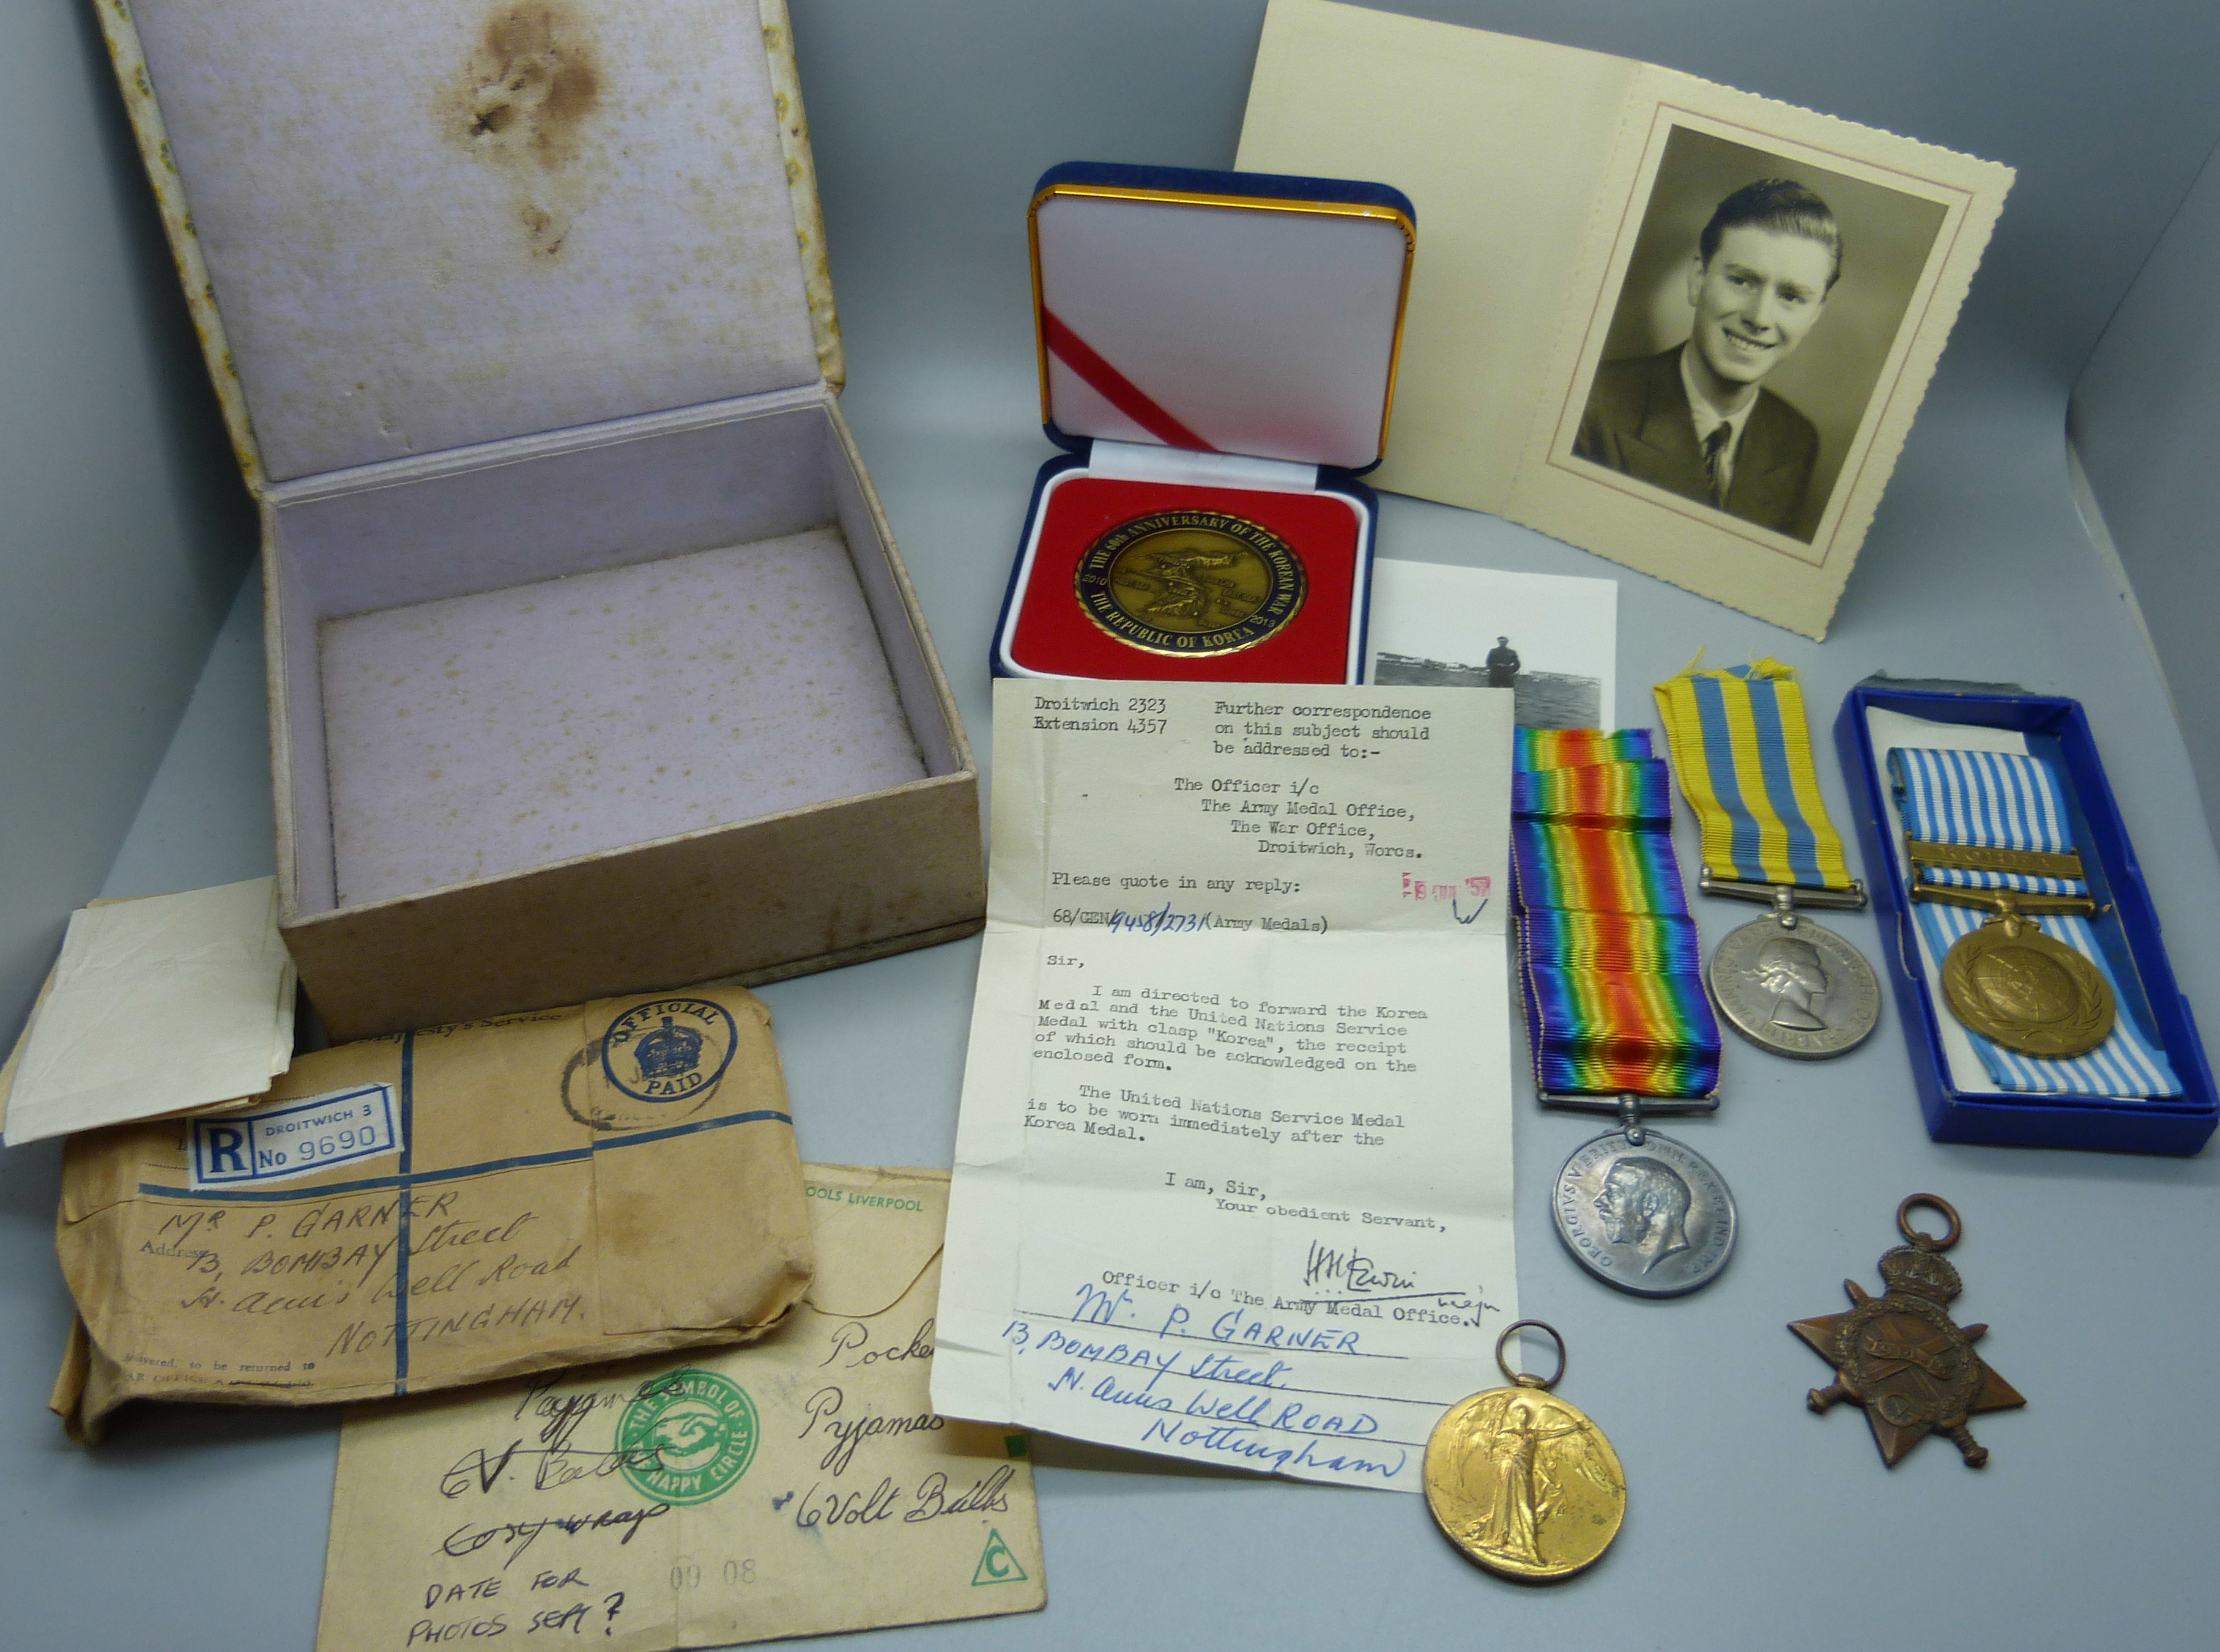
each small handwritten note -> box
[935,682,1519,1493]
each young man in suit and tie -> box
[1575,179,1839,537]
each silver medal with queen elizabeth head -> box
[1708,909,1880,1059]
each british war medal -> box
[1653,658,1880,1059]
[1425,1322,1625,1581]
[1512,729,1736,1297]
[1791,1195,2024,1468]
[1074,510,1305,657]
[1891,745,2180,1095]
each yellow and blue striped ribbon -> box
[1652,656,1853,890]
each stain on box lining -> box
[440,1,605,257]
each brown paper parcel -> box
[53,984,810,1442]
[315,1165,1044,1651]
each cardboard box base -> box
[269,391,984,1040]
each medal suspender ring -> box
[1896,1193,1961,1251]
[1495,1319,1567,1390]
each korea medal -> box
[1654,659,1880,1059]
[1701,876,1882,1060]
[1426,1322,1625,1580]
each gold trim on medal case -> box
[1027,184,1418,461]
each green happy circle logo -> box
[617,1369,759,1506]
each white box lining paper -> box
[127,0,821,482]
[321,525,924,907]
[1034,193,1408,469]
[275,396,954,918]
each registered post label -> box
[187,1084,401,1190]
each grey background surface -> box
[2073,133,2220,864]
[4,1,2220,1647]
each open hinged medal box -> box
[1836,681,2217,1155]
[102,0,983,1041]
[993,162,1415,683]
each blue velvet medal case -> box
[1836,681,2216,1154]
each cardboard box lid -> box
[108,0,841,488]
[1029,161,1415,473]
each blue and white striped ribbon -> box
[1891,744,2179,1099]
[1909,902,2181,1098]
[1889,748,2084,895]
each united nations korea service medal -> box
[1939,899,2114,1059]
[1074,511,1305,656]
[1551,1108,1737,1298]
[1425,1321,1626,1582]
[1702,878,1882,1061]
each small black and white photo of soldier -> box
[1485,635,1521,688]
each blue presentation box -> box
[1835,680,2216,1154]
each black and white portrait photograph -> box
[1569,125,1949,544]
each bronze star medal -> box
[1791,1195,2024,1468]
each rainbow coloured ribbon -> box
[1651,658,1854,892]
[1514,730,1721,1098]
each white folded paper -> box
[934,680,1520,1493]
[1,877,295,1146]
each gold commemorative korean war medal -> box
[1074,510,1305,656]
[1791,1195,2024,1469]
[1425,1321,1626,1582]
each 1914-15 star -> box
[1791,1195,2024,1468]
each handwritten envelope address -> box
[315,1165,1045,1652]
[52,985,809,1442]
